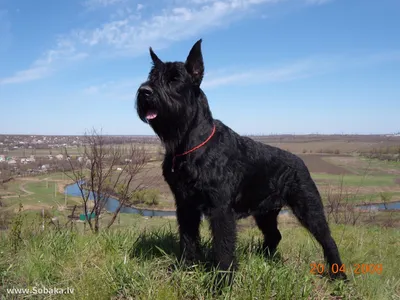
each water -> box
[65,183,400,217]
[65,182,176,217]
[357,201,400,211]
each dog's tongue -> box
[146,110,158,120]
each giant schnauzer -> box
[136,39,347,281]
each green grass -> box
[343,192,400,203]
[1,214,399,300]
[21,181,67,205]
[36,172,73,180]
[0,181,24,196]
[311,173,397,187]
[2,181,80,211]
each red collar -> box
[171,124,216,172]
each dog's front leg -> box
[209,207,237,271]
[176,205,202,266]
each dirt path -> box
[19,182,34,195]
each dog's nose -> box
[139,84,153,95]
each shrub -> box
[131,189,160,206]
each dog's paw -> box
[329,271,348,282]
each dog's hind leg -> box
[287,182,347,280]
[253,209,282,258]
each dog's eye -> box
[169,75,179,83]
[168,71,180,83]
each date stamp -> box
[310,263,383,275]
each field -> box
[2,135,400,213]
[1,135,400,299]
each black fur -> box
[136,39,347,281]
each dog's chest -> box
[163,163,214,206]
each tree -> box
[63,129,151,233]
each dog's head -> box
[136,39,212,142]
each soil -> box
[297,154,353,175]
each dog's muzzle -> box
[137,84,158,122]
[138,84,153,97]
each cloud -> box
[83,0,127,9]
[81,57,335,96]
[136,4,144,11]
[0,38,87,85]
[82,77,144,100]
[202,58,334,88]
[0,0,334,85]
[0,67,51,85]
[71,0,293,57]
[202,51,400,89]
[80,49,400,99]
[73,0,334,57]
[305,0,332,5]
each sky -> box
[0,0,399,136]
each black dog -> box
[136,39,347,281]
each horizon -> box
[1,0,399,135]
[1,132,400,137]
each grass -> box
[0,181,23,197]
[343,192,400,203]
[0,213,399,300]
[35,172,73,180]
[2,181,81,211]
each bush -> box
[131,189,160,206]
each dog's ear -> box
[185,39,204,85]
[149,47,163,66]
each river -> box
[64,183,400,217]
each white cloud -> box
[0,0,334,85]
[72,0,286,57]
[305,0,332,5]
[82,78,144,100]
[73,0,333,57]
[83,0,127,9]
[0,67,51,85]
[81,57,335,96]
[80,50,400,98]
[202,58,334,88]
[136,4,144,11]
[0,38,87,85]
[202,51,400,89]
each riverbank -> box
[66,182,176,212]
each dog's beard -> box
[137,91,184,123]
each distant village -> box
[0,134,160,178]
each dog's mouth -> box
[145,110,158,120]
